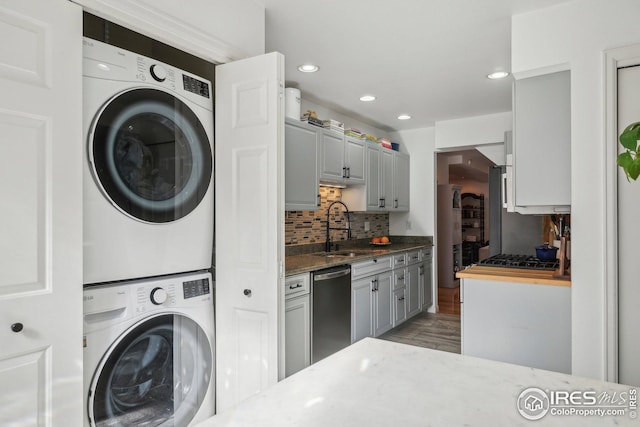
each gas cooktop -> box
[477,254,568,271]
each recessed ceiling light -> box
[397,114,412,120]
[487,71,510,80]
[297,64,319,73]
[360,95,376,102]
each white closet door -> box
[215,52,284,412]
[0,0,83,425]
[617,65,640,387]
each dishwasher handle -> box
[314,267,351,282]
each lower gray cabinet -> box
[284,273,311,377]
[393,287,407,327]
[285,295,310,377]
[420,248,433,311]
[351,270,393,342]
[406,263,421,317]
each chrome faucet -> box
[325,201,351,252]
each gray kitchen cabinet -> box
[351,256,393,342]
[392,253,407,327]
[283,273,311,377]
[511,70,571,213]
[380,149,394,210]
[319,129,345,183]
[393,288,407,327]
[351,270,394,341]
[406,250,421,318]
[344,136,366,184]
[393,151,410,210]
[419,247,433,311]
[342,144,410,212]
[284,294,311,377]
[365,144,382,210]
[285,118,320,210]
[373,270,394,336]
[351,275,374,342]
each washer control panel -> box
[183,277,211,299]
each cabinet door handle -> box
[342,166,347,178]
[347,167,351,178]
[317,194,321,206]
[288,283,302,290]
[398,297,405,301]
[11,322,24,333]
[398,276,405,281]
[394,198,399,208]
[243,289,252,297]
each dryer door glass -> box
[90,88,213,223]
[89,314,213,427]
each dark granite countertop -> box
[285,236,433,276]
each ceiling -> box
[445,150,496,183]
[262,0,571,133]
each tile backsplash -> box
[285,187,389,246]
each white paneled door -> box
[215,52,284,412]
[0,0,83,425]
[617,65,640,387]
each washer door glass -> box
[89,314,213,427]
[91,88,212,223]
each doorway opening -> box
[435,149,495,314]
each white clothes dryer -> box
[83,37,214,284]
[83,271,215,427]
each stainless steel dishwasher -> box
[312,265,351,363]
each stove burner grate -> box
[477,254,567,271]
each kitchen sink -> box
[312,251,360,258]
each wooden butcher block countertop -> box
[456,265,571,286]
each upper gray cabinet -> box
[285,118,320,211]
[511,70,571,213]
[319,131,366,185]
[393,151,410,210]
[344,136,366,184]
[319,130,346,183]
[342,144,410,212]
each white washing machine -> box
[83,271,215,427]
[83,37,214,284]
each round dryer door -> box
[88,313,213,427]
[90,88,212,223]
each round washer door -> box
[90,88,212,223]
[88,313,213,427]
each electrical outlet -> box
[406,220,412,230]
[364,221,370,231]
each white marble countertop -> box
[197,338,637,426]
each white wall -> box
[512,0,640,380]
[435,112,512,149]
[388,127,436,237]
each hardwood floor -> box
[378,311,461,354]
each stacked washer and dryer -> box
[82,38,215,427]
